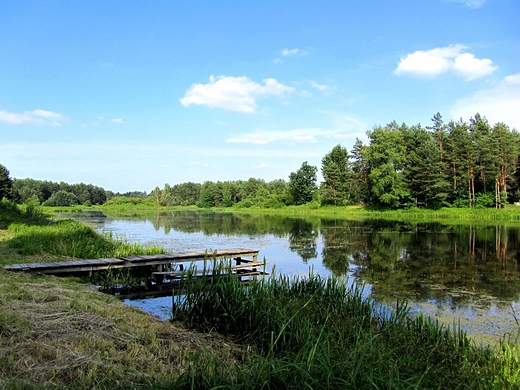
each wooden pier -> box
[4,248,266,298]
[3,248,261,276]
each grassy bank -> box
[2,200,520,388]
[224,204,520,223]
[0,201,240,389]
[93,201,520,224]
[172,265,520,389]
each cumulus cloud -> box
[180,75,294,113]
[0,109,66,126]
[395,44,497,80]
[452,53,497,80]
[274,48,308,63]
[451,73,520,129]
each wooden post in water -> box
[155,264,164,285]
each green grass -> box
[89,200,520,224]
[7,219,165,260]
[2,200,520,388]
[173,264,520,389]
[0,201,241,389]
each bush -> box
[104,196,143,206]
[475,193,495,208]
[43,190,79,207]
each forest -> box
[1,113,519,210]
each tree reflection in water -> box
[95,211,520,342]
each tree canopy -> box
[5,112,519,210]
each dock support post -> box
[155,264,164,285]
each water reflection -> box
[97,211,520,304]
[81,210,520,343]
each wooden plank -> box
[120,256,145,262]
[152,262,267,277]
[4,248,259,275]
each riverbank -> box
[0,201,241,389]
[87,202,520,224]
[2,201,520,388]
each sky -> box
[1,0,519,193]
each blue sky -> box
[1,0,518,193]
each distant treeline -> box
[1,112,519,210]
[0,174,148,207]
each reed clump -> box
[173,265,520,389]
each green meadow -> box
[1,200,520,389]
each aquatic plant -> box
[173,267,520,389]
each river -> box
[81,209,520,346]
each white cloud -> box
[308,81,337,96]
[190,161,209,167]
[227,113,368,146]
[451,73,520,129]
[395,44,497,80]
[452,53,497,80]
[111,118,125,123]
[0,109,66,126]
[227,128,346,145]
[252,163,268,168]
[282,48,300,56]
[274,48,308,63]
[180,75,294,113]
[227,129,318,144]
[309,81,328,91]
[444,0,486,8]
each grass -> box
[93,200,520,224]
[0,201,244,389]
[2,211,165,266]
[0,270,241,390]
[230,204,520,222]
[2,199,520,388]
[173,265,520,389]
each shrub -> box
[43,190,79,207]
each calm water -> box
[81,210,520,346]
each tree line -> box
[1,112,518,210]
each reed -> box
[173,267,520,389]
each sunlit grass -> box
[6,218,164,263]
[2,199,520,388]
[173,265,520,389]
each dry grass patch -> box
[0,273,243,389]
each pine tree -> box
[0,164,13,200]
[321,144,350,206]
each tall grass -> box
[6,218,164,262]
[0,198,49,228]
[173,265,520,389]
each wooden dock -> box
[3,248,261,276]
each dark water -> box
[80,210,520,346]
